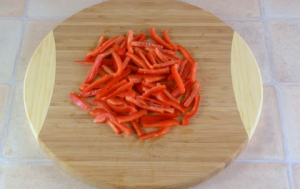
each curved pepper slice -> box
[139,126,169,140]
[70,93,90,110]
[182,94,201,126]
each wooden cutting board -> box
[23,0,263,188]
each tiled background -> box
[0,0,299,188]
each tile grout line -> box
[259,0,295,189]
[0,0,30,161]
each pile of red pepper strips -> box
[70,27,201,140]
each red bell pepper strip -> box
[131,120,144,136]
[139,126,169,140]
[83,75,113,93]
[163,30,178,51]
[98,36,121,54]
[137,50,154,70]
[142,119,179,128]
[190,62,197,83]
[90,108,106,117]
[154,47,169,62]
[131,41,163,49]
[183,82,200,108]
[171,80,193,98]
[102,82,134,100]
[179,59,188,77]
[128,74,167,84]
[92,99,114,114]
[111,51,123,76]
[107,103,137,114]
[138,67,170,75]
[118,40,127,55]
[79,83,89,92]
[139,34,147,41]
[181,62,191,80]
[182,94,200,126]
[127,65,139,73]
[78,88,104,98]
[169,101,186,113]
[117,90,137,98]
[125,97,165,113]
[181,86,192,105]
[84,54,103,84]
[101,65,114,75]
[171,64,185,94]
[146,52,157,65]
[70,93,90,110]
[137,96,170,108]
[107,97,128,106]
[96,36,106,49]
[126,52,148,69]
[177,44,195,65]
[122,56,131,69]
[153,60,178,68]
[106,120,122,134]
[98,66,107,77]
[150,27,174,50]
[133,33,144,41]
[96,79,127,99]
[159,48,176,55]
[94,113,131,135]
[142,84,166,97]
[162,89,180,103]
[101,68,131,90]
[126,30,134,54]
[116,109,147,123]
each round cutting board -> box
[24,0,263,188]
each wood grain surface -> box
[23,0,262,188]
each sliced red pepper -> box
[139,34,147,41]
[117,90,137,98]
[171,64,185,94]
[106,120,122,134]
[126,52,148,69]
[142,84,166,97]
[171,80,193,99]
[155,47,169,62]
[136,49,154,70]
[98,66,107,77]
[94,113,131,135]
[162,89,180,103]
[90,108,106,116]
[169,101,186,113]
[122,56,131,69]
[153,60,178,68]
[159,48,176,55]
[101,65,114,75]
[183,82,200,108]
[181,62,191,80]
[70,93,90,110]
[125,97,164,113]
[116,109,147,123]
[150,27,174,50]
[96,79,127,99]
[78,88,104,98]
[118,40,127,56]
[101,68,131,90]
[131,41,163,49]
[181,86,192,105]
[84,54,103,84]
[177,44,195,65]
[126,30,134,54]
[107,97,128,106]
[111,51,123,76]
[163,30,178,51]
[137,96,170,108]
[128,74,167,84]
[190,62,197,83]
[139,126,169,140]
[102,82,134,100]
[79,83,89,92]
[179,59,188,77]
[142,119,179,128]
[146,52,157,65]
[182,94,200,126]
[107,103,137,114]
[96,36,106,49]
[131,120,144,136]
[98,36,121,54]
[92,99,114,114]
[133,33,145,41]
[138,67,170,75]
[83,75,113,93]
[127,65,139,73]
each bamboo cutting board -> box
[23,0,263,188]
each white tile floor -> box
[1,0,300,188]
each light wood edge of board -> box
[24,31,56,141]
[231,31,263,140]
